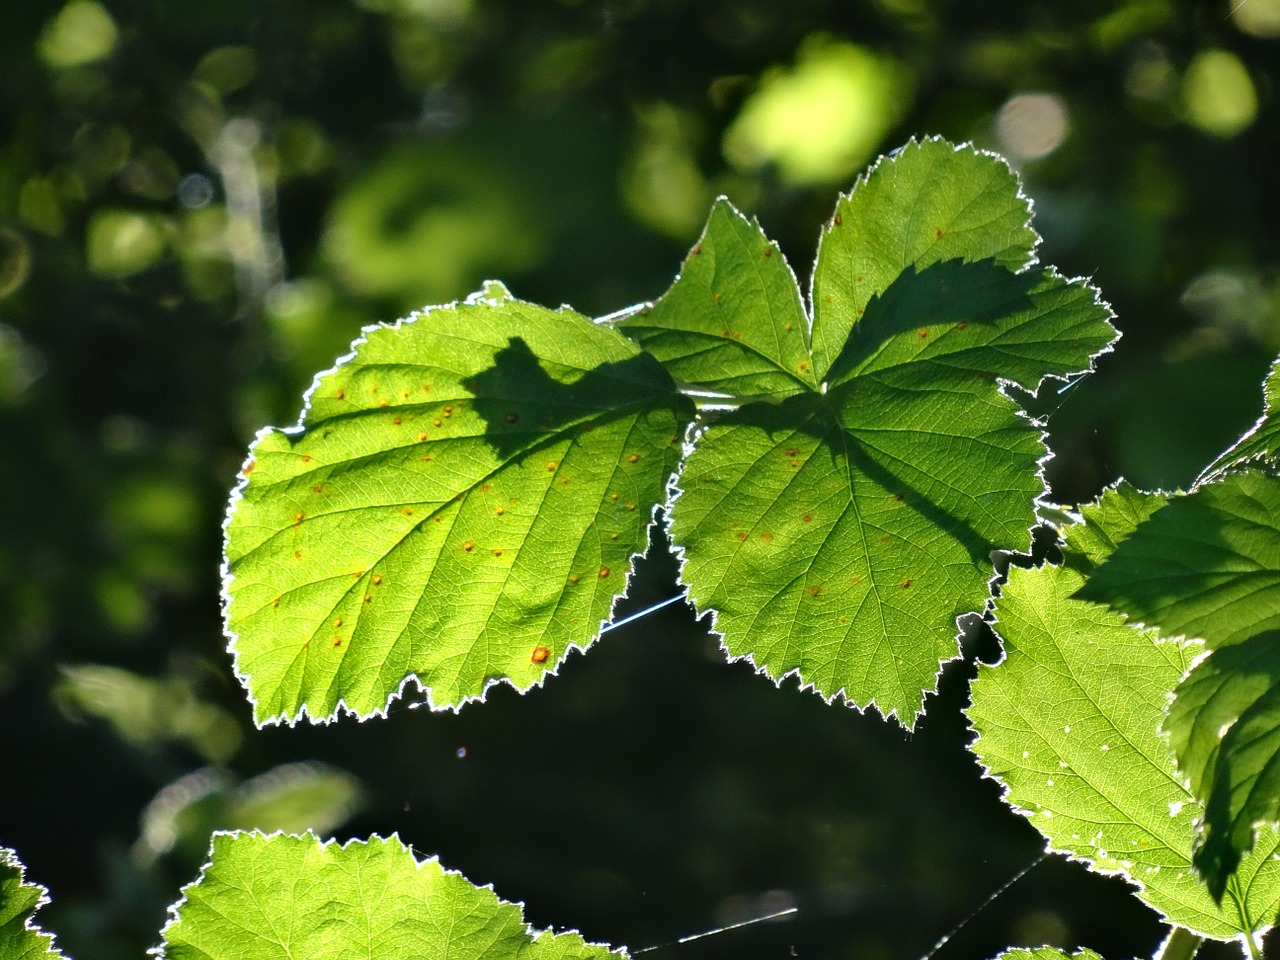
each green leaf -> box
[224,282,694,723]
[1202,355,1280,481]
[1076,471,1280,648]
[0,847,62,960]
[1165,631,1280,900]
[1057,480,1170,575]
[968,562,1280,940]
[159,832,620,960]
[617,199,815,400]
[646,139,1116,725]
[989,950,1105,960]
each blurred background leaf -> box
[1,1,1278,958]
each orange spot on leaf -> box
[463,540,474,552]
[492,548,503,557]
[393,417,402,425]
[531,646,550,664]
[598,566,611,578]
[627,453,641,463]
[546,461,558,471]
[802,514,813,523]
[335,389,345,400]
[372,574,383,585]
[808,585,821,596]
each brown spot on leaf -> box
[505,411,519,423]
[627,453,641,463]
[808,585,821,596]
[301,455,312,463]
[393,417,402,425]
[833,213,843,226]
[272,596,280,608]
[492,548,503,557]
[735,532,747,541]
[598,566,611,578]
[761,532,774,544]
[918,328,929,338]
[372,574,383,585]
[463,540,474,552]
[802,514,813,523]
[244,459,256,474]
[763,247,773,257]
[495,506,505,516]
[900,579,912,589]
[531,646,550,664]
[335,389,345,400]
[481,483,491,492]
[332,636,342,647]
[956,321,967,329]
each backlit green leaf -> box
[224,282,694,723]
[158,832,620,960]
[646,139,1116,725]
[1057,480,1170,575]
[0,847,61,960]
[1165,630,1280,900]
[969,562,1280,940]
[1076,471,1280,648]
[990,950,1105,960]
[1202,356,1280,481]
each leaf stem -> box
[1152,926,1202,960]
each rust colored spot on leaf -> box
[598,566,611,578]
[370,385,379,394]
[393,417,402,425]
[569,574,580,584]
[334,617,343,627]
[272,596,280,608]
[335,389,345,400]
[784,323,793,332]
[797,361,808,372]
[833,212,843,226]
[404,508,414,516]
[492,548,503,557]
[609,493,619,500]
[422,455,433,462]
[692,244,702,255]
[714,293,722,304]
[839,616,848,623]
[918,328,929,338]
[808,585,821,596]
[786,447,799,457]
[293,512,304,525]
[546,461,558,471]
[363,594,373,603]
[802,514,813,523]
[934,227,944,238]
[313,485,324,494]
[531,646,550,664]
[422,384,432,392]
[481,483,491,492]
[243,459,256,474]
[332,636,342,647]
[763,247,773,257]
[956,321,968,329]
[433,418,442,427]
[627,453,641,463]
[560,477,570,486]
[894,493,904,502]
[732,330,742,339]
[372,574,383,585]
[761,532,774,544]
[301,455,312,463]
[824,295,833,304]
[610,533,618,540]
[378,399,390,408]
[495,506,505,516]
[790,460,799,468]
[418,432,428,441]
[900,579,912,589]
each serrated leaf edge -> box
[221,282,673,727]
[660,138,1118,729]
[0,846,65,960]
[150,830,627,960]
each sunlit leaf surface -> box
[159,833,621,960]
[0,847,61,960]
[224,282,694,723]
[624,139,1116,725]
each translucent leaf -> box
[224,282,694,723]
[968,562,1280,940]
[0,847,62,960]
[158,832,620,960]
[1076,471,1280,648]
[1165,630,1280,900]
[1057,481,1170,574]
[632,139,1116,725]
[990,950,1104,960]
[1202,356,1280,481]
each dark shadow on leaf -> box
[468,336,689,460]
[825,258,1041,385]
[726,393,994,566]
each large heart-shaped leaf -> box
[224,282,694,723]
[621,139,1116,725]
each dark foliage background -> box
[1,1,1278,958]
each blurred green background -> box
[2,1,1279,958]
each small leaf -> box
[0,847,62,960]
[969,562,1280,940]
[158,832,621,960]
[656,139,1116,725]
[989,950,1105,960]
[1202,355,1280,481]
[1057,480,1170,574]
[224,283,694,723]
[617,199,815,399]
[1165,630,1280,900]
[1077,471,1280,648]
